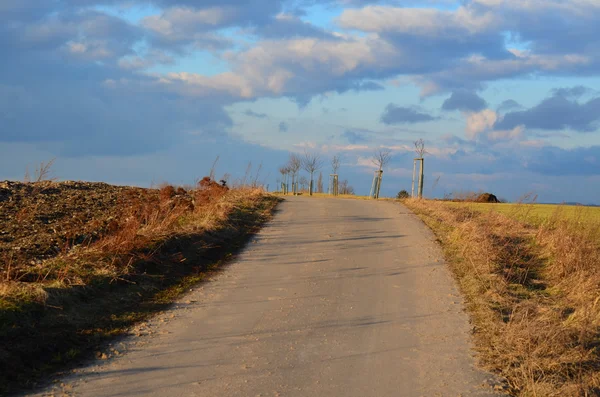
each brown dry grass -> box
[404,199,600,396]
[0,179,279,395]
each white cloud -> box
[321,144,370,152]
[67,41,87,54]
[142,6,239,37]
[488,125,524,141]
[338,5,497,36]
[465,109,498,140]
[152,71,254,98]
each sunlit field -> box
[443,201,600,226]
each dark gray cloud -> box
[278,121,289,132]
[381,104,437,125]
[244,109,269,119]
[526,146,600,176]
[497,99,523,113]
[494,4,600,57]
[342,130,369,144]
[0,78,233,156]
[353,81,385,91]
[0,8,234,157]
[496,92,600,132]
[552,86,594,99]
[1,9,142,61]
[442,90,487,112]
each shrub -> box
[397,190,410,199]
[195,177,229,206]
[476,193,499,203]
[159,185,176,201]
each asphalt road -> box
[37,197,499,397]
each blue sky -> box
[2,0,600,203]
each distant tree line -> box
[277,151,355,196]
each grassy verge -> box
[403,199,600,396]
[0,182,280,395]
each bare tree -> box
[317,172,323,193]
[299,176,309,192]
[372,149,391,171]
[371,149,391,199]
[288,154,302,195]
[24,159,58,183]
[252,162,263,187]
[330,155,341,195]
[278,166,289,194]
[302,150,324,196]
[331,154,341,174]
[414,138,427,158]
[339,179,355,195]
[209,156,220,180]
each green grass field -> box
[443,201,600,226]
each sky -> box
[2,0,600,203]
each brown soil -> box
[0,181,151,272]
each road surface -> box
[37,197,499,397]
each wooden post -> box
[329,174,339,196]
[418,158,424,198]
[411,159,417,198]
[369,171,378,199]
[376,170,383,199]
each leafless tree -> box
[372,149,391,171]
[414,139,427,158]
[24,158,57,183]
[331,154,341,175]
[302,150,324,196]
[371,149,391,199]
[209,156,220,180]
[278,166,289,193]
[339,179,355,195]
[317,172,323,193]
[299,176,309,191]
[252,162,263,187]
[288,153,302,194]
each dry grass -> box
[0,179,279,395]
[404,199,600,396]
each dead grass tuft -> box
[159,184,176,201]
[405,198,600,396]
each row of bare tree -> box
[278,152,354,196]
[277,140,425,198]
